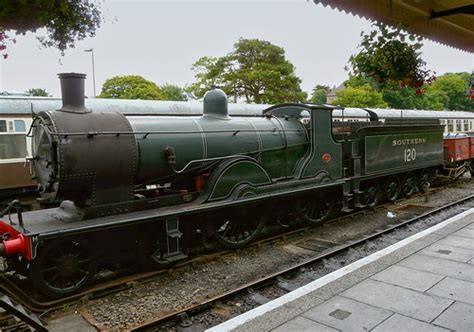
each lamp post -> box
[84,48,96,97]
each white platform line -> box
[208,208,474,332]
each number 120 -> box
[404,148,416,162]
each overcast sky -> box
[0,0,472,98]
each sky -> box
[0,0,473,98]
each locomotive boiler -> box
[33,74,308,210]
[0,73,450,297]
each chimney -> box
[58,72,90,113]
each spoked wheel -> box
[402,172,417,197]
[214,214,265,249]
[362,181,380,209]
[418,169,432,193]
[384,176,401,203]
[30,238,96,298]
[300,194,335,226]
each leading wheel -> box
[362,181,380,209]
[214,214,265,249]
[29,238,96,298]
[300,194,335,226]
[402,172,417,197]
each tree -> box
[343,58,472,110]
[188,56,229,98]
[310,85,329,104]
[25,88,50,97]
[189,38,307,104]
[348,23,435,91]
[381,87,445,110]
[99,75,164,100]
[160,84,188,101]
[0,1,102,58]
[428,73,474,111]
[334,86,387,108]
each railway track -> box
[0,180,472,329]
[0,188,433,314]
[128,193,474,331]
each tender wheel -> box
[418,169,432,193]
[214,213,265,249]
[384,177,400,203]
[300,194,335,225]
[29,238,96,298]
[362,181,380,208]
[402,172,417,197]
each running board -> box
[0,292,47,331]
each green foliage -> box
[189,38,307,104]
[343,76,374,89]
[99,75,163,100]
[429,73,474,111]
[189,56,229,98]
[380,73,473,110]
[310,85,329,104]
[344,66,473,110]
[382,87,445,110]
[0,0,102,58]
[25,88,50,97]
[334,86,387,108]
[160,84,188,101]
[348,23,434,90]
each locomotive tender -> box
[0,73,456,297]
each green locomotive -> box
[0,73,444,297]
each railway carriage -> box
[1,73,461,298]
[0,113,34,198]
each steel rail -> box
[0,226,309,313]
[0,184,470,315]
[129,194,473,331]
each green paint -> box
[364,131,444,174]
[209,160,272,201]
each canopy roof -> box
[313,0,474,53]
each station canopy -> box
[313,0,474,53]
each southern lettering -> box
[392,138,426,146]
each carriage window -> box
[0,134,27,159]
[456,120,462,131]
[0,120,6,132]
[447,120,453,132]
[14,120,26,132]
[464,120,469,132]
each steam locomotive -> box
[2,93,473,200]
[0,73,470,297]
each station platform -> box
[209,208,474,332]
